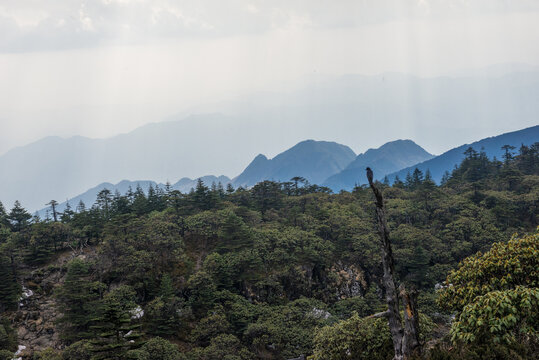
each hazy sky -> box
[1,0,539,155]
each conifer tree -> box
[132,185,148,215]
[0,202,8,228]
[76,200,86,213]
[126,186,135,204]
[411,168,424,187]
[61,202,74,223]
[0,316,17,353]
[90,285,141,359]
[46,200,59,222]
[501,144,516,164]
[193,179,212,210]
[0,256,20,312]
[56,258,104,343]
[404,172,413,189]
[112,190,130,215]
[96,189,113,220]
[145,275,182,337]
[8,201,31,232]
[393,175,404,188]
[440,170,451,185]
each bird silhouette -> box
[366,167,373,184]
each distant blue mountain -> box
[387,125,539,184]
[232,140,356,187]
[35,125,539,218]
[323,140,433,191]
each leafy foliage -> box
[0,144,537,359]
[438,229,539,350]
[438,230,538,312]
[451,286,538,345]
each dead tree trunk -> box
[366,168,421,360]
[401,285,421,357]
[367,169,404,360]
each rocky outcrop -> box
[330,262,367,299]
[13,293,62,356]
[8,248,98,358]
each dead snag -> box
[366,168,421,360]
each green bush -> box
[62,340,92,360]
[0,349,13,360]
[126,337,183,360]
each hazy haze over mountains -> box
[31,124,539,218]
[387,125,539,184]
[232,140,356,187]
[2,70,539,212]
[323,140,434,191]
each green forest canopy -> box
[0,143,537,359]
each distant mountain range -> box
[232,140,356,187]
[323,140,434,191]
[34,124,539,217]
[387,125,539,184]
[1,70,539,212]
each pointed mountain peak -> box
[252,154,269,162]
[233,140,356,187]
[323,139,434,191]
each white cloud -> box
[0,1,538,154]
[1,0,538,52]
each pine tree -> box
[0,202,8,228]
[126,186,135,204]
[406,245,431,287]
[393,175,404,188]
[90,285,141,359]
[440,171,451,185]
[0,256,20,312]
[193,179,214,210]
[0,316,17,352]
[61,202,74,223]
[46,200,59,222]
[76,200,86,213]
[132,185,148,215]
[217,211,252,252]
[501,144,516,164]
[56,259,104,343]
[404,172,413,189]
[112,190,130,215]
[411,168,424,187]
[164,181,172,195]
[96,189,113,220]
[144,275,182,337]
[22,223,54,265]
[7,201,31,232]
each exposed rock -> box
[130,306,144,320]
[330,262,367,299]
[309,307,331,320]
[7,248,99,357]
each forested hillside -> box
[0,143,537,360]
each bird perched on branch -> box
[366,167,374,185]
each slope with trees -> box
[0,142,537,359]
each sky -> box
[1,0,539,156]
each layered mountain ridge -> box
[387,125,539,183]
[30,124,539,216]
[323,140,434,191]
[232,140,356,187]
